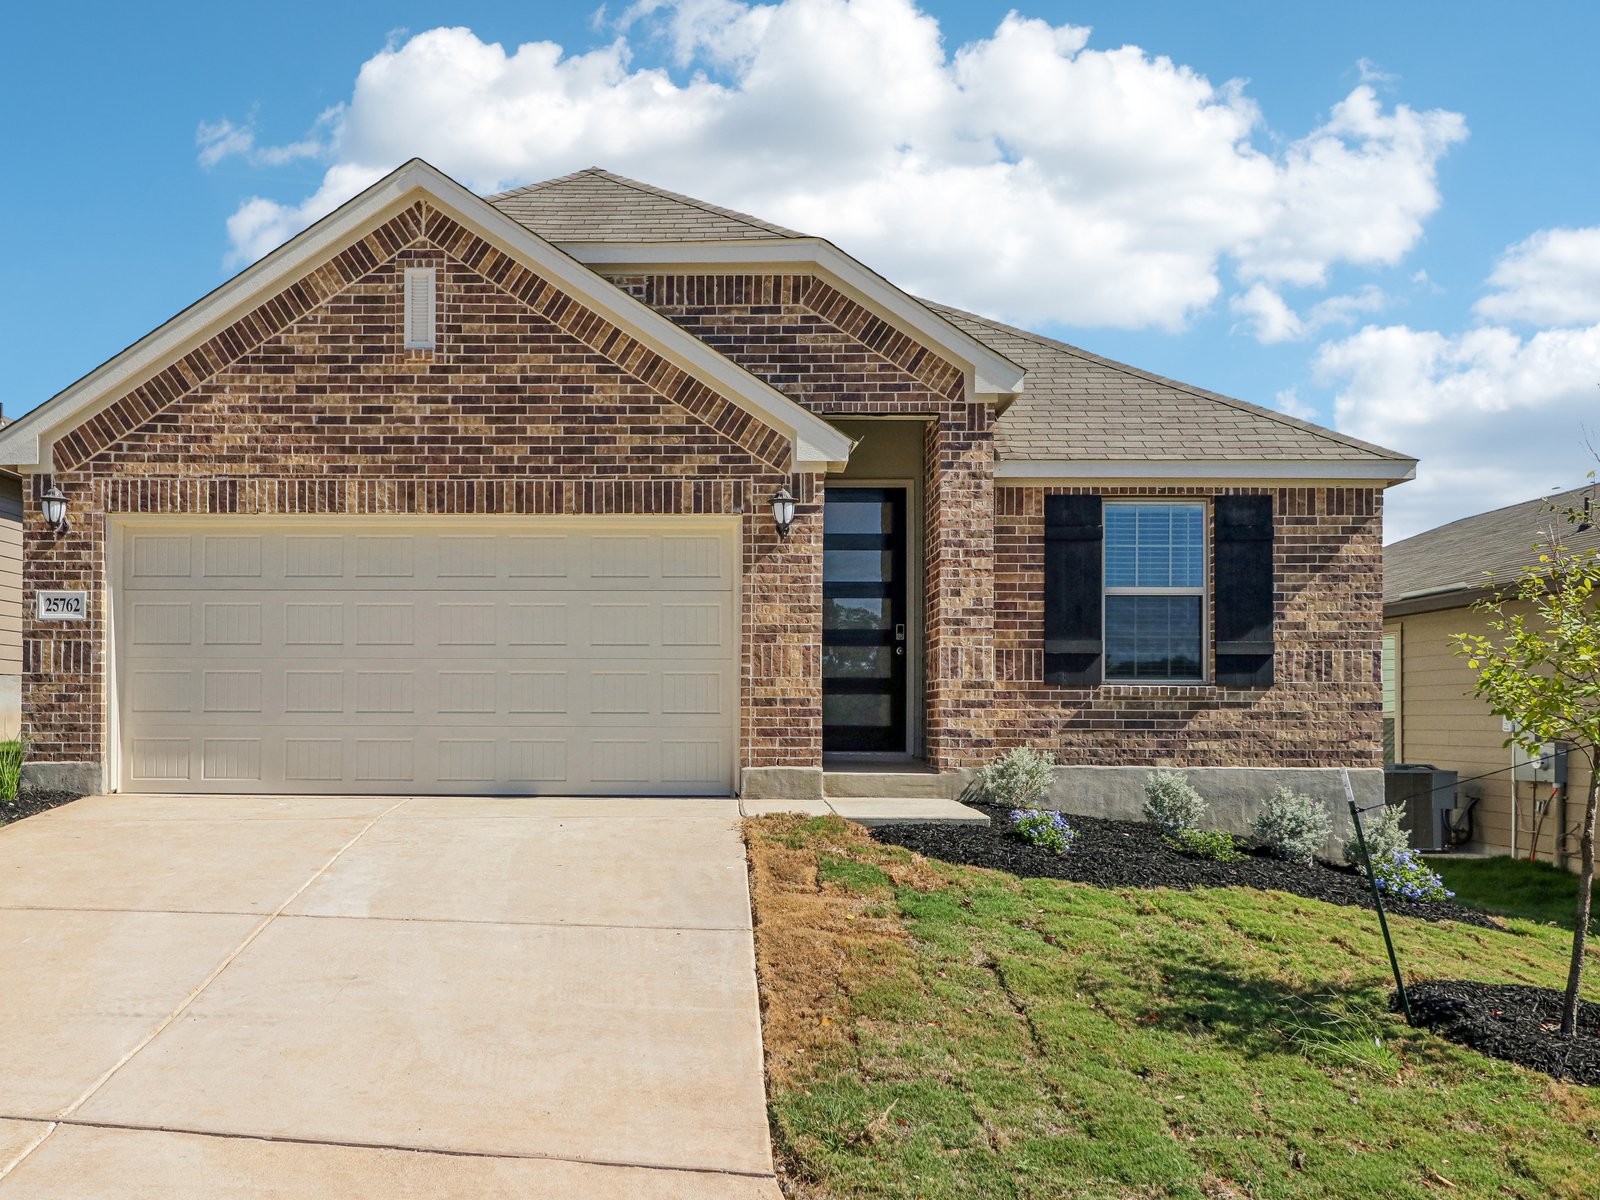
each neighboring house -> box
[1,161,1415,810]
[1384,486,1600,863]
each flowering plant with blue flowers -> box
[1360,846,1454,903]
[1010,807,1076,856]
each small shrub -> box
[1166,828,1245,863]
[0,740,21,804]
[1010,807,1076,856]
[976,748,1056,808]
[1252,787,1333,863]
[1143,770,1206,838]
[1343,802,1408,865]
[1360,846,1454,903]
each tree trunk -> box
[1561,758,1599,1035]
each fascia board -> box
[995,458,1418,484]
[561,239,1028,397]
[2,160,853,471]
[1382,585,1494,619]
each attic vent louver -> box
[404,267,436,350]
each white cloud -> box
[220,2,1465,331]
[1357,57,1397,85]
[197,113,329,177]
[1317,319,1600,540]
[196,118,255,168]
[1273,386,1318,420]
[225,163,386,264]
[1231,283,1304,343]
[1475,226,1600,326]
[1230,282,1387,344]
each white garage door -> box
[112,517,738,795]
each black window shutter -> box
[1214,495,1275,687]
[1044,495,1103,685]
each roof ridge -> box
[487,167,803,239]
[922,298,1414,463]
[489,166,608,199]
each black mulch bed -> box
[0,789,84,825]
[869,802,1497,928]
[1402,980,1600,1084]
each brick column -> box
[922,403,996,770]
[742,471,825,774]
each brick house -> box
[2,160,1414,814]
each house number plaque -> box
[37,591,87,620]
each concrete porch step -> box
[740,797,989,826]
[821,766,967,800]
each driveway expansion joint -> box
[0,1115,781,1180]
[1,798,411,1180]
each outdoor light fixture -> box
[770,487,796,539]
[39,485,69,532]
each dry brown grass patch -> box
[743,813,927,1088]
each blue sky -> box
[5,0,1598,539]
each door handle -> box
[895,624,906,641]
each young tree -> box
[1455,482,1600,1035]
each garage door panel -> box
[120,592,729,658]
[116,518,737,796]
[122,726,732,795]
[126,530,730,592]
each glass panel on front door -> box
[823,488,908,752]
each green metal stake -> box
[1343,766,1413,1027]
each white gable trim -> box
[1,159,853,473]
[560,240,1027,399]
[995,459,1417,485]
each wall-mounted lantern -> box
[770,487,796,540]
[40,484,70,533]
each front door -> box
[822,487,908,753]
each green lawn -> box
[756,816,1600,1200]
[0,739,19,804]
[1426,854,1593,931]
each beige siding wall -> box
[0,475,19,673]
[1386,602,1594,864]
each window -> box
[1043,493,1272,688]
[404,267,436,350]
[1102,503,1205,680]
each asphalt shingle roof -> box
[1383,485,1600,603]
[926,302,1410,464]
[488,168,803,242]
[487,169,1411,468]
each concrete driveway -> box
[0,795,778,1198]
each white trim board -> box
[560,240,1027,399]
[2,159,854,474]
[995,459,1416,484]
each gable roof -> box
[0,160,852,474]
[488,168,804,243]
[926,302,1414,479]
[1384,484,1600,611]
[495,170,1027,398]
[485,169,1412,480]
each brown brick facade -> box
[24,210,826,777]
[605,272,998,768]
[24,230,1385,786]
[992,484,1384,768]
